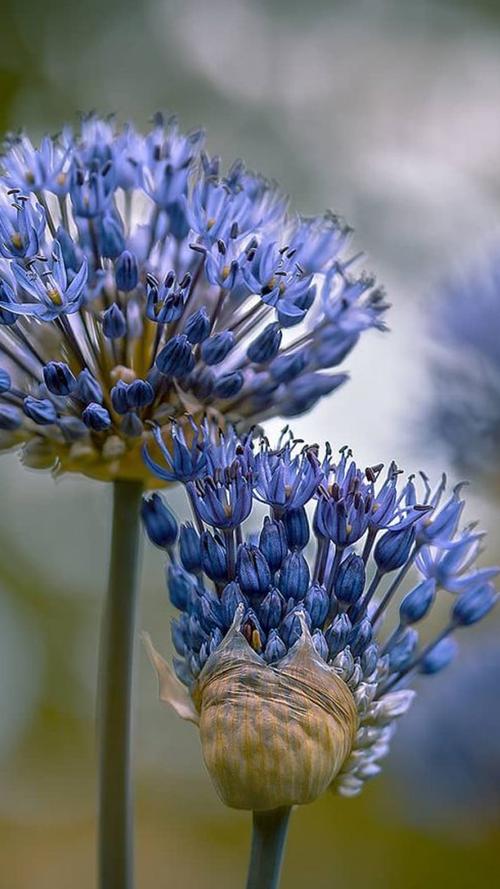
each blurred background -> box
[1,0,500,886]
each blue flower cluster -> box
[427,250,500,479]
[142,424,498,796]
[390,634,500,833]
[0,114,386,481]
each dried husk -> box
[145,607,358,811]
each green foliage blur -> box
[0,1,499,886]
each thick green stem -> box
[98,479,143,889]
[246,808,292,889]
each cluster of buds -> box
[0,115,386,482]
[142,425,498,810]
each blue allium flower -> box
[143,425,498,806]
[0,114,386,482]
[426,250,500,479]
[389,634,500,833]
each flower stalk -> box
[98,479,143,889]
[246,808,292,889]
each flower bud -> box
[184,307,210,344]
[103,303,127,338]
[335,553,365,605]
[141,493,178,548]
[191,609,357,810]
[76,369,103,404]
[452,583,497,626]
[419,637,457,674]
[23,396,58,425]
[374,527,415,573]
[167,563,194,611]
[247,322,282,364]
[399,579,435,625]
[305,583,330,628]
[259,517,287,572]
[278,551,310,601]
[156,335,195,378]
[82,402,112,431]
[283,506,310,550]
[236,544,271,597]
[0,405,21,430]
[179,523,202,573]
[115,250,138,291]
[201,531,227,582]
[43,361,77,396]
[213,371,244,399]
[201,331,235,365]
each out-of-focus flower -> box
[0,114,386,483]
[426,251,500,481]
[143,426,497,811]
[389,634,500,834]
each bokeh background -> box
[1,0,500,886]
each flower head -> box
[143,427,498,810]
[0,114,386,482]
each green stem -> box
[98,479,143,889]
[246,808,292,889]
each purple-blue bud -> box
[141,493,178,548]
[156,335,195,377]
[269,349,309,384]
[102,303,127,338]
[23,396,58,425]
[184,307,211,344]
[335,553,366,605]
[0,405,22,430]
[200,531,227,582]
[259,587,286,632]
[325,613,352,658]
[76,369,103,404]
[400,579,436,625]
[264,629,287,664]
[126,379,155,409]
[388,627,418,672]
[236,543,271,597]
[305,583,330,628]
[200,330,235,366]
[280,606,311,648]
[100,214,125,259]
[247,322,282,364]
[312,630,329,661]
[171,616,188,656]
[168,564,194,611]
[452,583,497,626]
[0,368,11,393]
[283,506,310,550]
[348,618,373,657]
[361,643,379,677]
[374,527,415,573]
[110,380,129,414]
[213,371,244,399]
[258,517,288,572]
[220,581,247,630]
[82,402,112,431]
[278,550,310,601]
[43,361,77,396]
[419,637,458,674]
[115,250,139,291]
[179,523,202,573]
